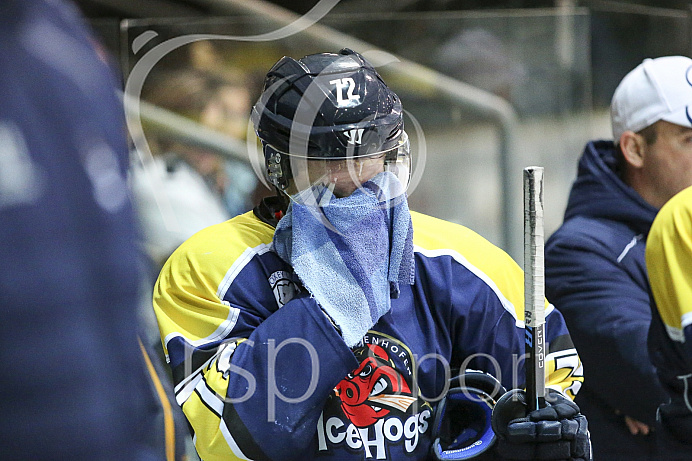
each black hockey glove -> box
[490,389,591,461]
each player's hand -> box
[623,415,650,436]
[490,388,591,460]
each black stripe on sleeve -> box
[548,334,575,354]
[222,402,272,461]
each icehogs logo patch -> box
[316,332,432,459]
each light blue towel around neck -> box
[272,172,415,347]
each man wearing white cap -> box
[611,56,692,209]
[545,56,692,460]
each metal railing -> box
[124,0,521,254]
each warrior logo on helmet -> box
[343,128,364,145]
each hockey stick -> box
[523,166,546,411]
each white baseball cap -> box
[611,56,692,143]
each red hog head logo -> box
[335,344,417,427]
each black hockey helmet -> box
[251,48,410,195]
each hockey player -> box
[545,56,692,460]
[646,185,692,457]
[153,49,589,460]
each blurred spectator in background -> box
[0,0,182,459]
[434,27,525,101]
[646,185,692,459]
[545,56,692,460]
[130,66,263,270]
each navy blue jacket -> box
[545,140,665,460]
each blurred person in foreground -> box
[545,56,692,460]
[153,48,590,460]
[0,0,179,459]
[646,185,692,459]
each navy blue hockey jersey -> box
[154,210,583,460]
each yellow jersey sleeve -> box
[153,212,276,460]
[647,185,692,342]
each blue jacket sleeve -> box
[545,221,666,423]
